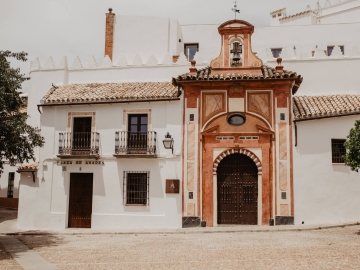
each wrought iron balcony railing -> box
[58,132,100,156]
[115,131,157,156]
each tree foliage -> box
[344,120,360,172]
[0,50,44,173]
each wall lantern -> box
[162,132,174,154]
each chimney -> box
[105,8,115,60]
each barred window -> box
[331,139,346,163]
[7,172,14,198]
[123,172,149,205]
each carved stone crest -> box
[229,84,245,97]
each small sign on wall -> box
[166,179,180,194]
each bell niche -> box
[210,20,263,74]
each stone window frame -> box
[122,109,152,132]
[123,171,150,206]
[67,112,96,133]
[331,138,346,164]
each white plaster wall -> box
[294,115,360,225]
[181,22,360,62]
[0,164,20,198]
[181,24,220,64]
[18,97,183,230]
[112,15,182,63]
[268,58,360,96]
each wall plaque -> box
[166,179,180,194]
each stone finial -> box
[276,57,283,73]
[115,54,128,67]
[189,60,197,74]
[161,54,173,65]
[58,56,68,69]
[30,58,41,71]
[132,54,143,66]
[86,56,97,69]
[44,57,55,70]
[101,55,112,68]
[108,8,113,14]
[71,56,83,70]
[330,46,344,58]
[146,55,158,66]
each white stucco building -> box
[2,0,360,229]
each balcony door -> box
[73,117,92,154]
[128,114,148,153]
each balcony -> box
[114,131,157,158]
[58,132,100,159]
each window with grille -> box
[327,45,344,56]
[123,171,149,205]
[271,48,282,58]
[184,43,199,61]
[7,172,15,198]
[331,139,346,163]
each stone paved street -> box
[2,225,358,269]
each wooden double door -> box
[217,154,258,225]
[68,173,93,228]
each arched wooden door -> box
[217,153,258,225]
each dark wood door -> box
[68,173,93,228]
[128,114,148,153]
[73,117,92,153]
[217,154,258,225]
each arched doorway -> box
[217,153,258,225]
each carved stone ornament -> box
[229,84,245,97]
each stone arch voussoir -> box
[213,148,262,174]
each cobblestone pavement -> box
[0,209,22,269]
[6,225,359,270]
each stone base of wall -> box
[182,216,200,228]
[275,216,294,225]
[0,198,19,209]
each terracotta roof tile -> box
[17,162,39,172]
[279,10,312,21]
[173,66,303,94]
[293,95,360,121]
[41,82,179,104]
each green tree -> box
[0,50,44,173]
[344,120,360,172]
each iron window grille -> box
[184,43,199,61]
[331,139,346,163]
[7,172,14,198]
[123,171,149,205]
[327,45,344,56]
[271,48,282,58]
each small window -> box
[327,46,344,56]
[331,139,346,163]
[184,43,199,61]
[227,113,246,126]
[280,113,285,121]
[123,171,149,205]
[272,14,276,18]
[7,172,15,198]
[271,48,282,58]
[278,13,282,17]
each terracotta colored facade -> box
[174,20,302,226]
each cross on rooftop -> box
[231,1,240,20]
